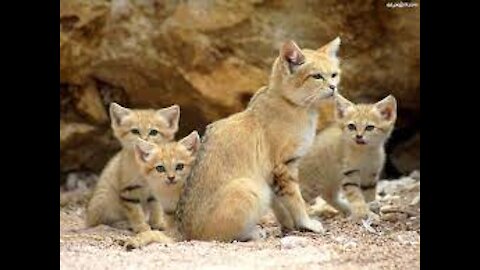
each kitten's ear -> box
[280,40,305,73]
[335,93,354,119]
[317,37,341,59]
[179,131,200,155]
[133,138,157,163]
[157,105,180,132]
[374,95,397,122]
[109,102,132,126]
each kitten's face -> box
[109,103,180,147]
[336,94,397,147]
[272,38,341,108]
[134,131,200,189]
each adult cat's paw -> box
[299,218,325,234]
[238,226,267,242]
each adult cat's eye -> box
[365,125,375,131]
[175,163,184,171]
[331,73,338,78]
[149,129,159,136]
[347,123,356,131]
[131,129,140,135]
[311,73,324,80]
[156,165,166,173]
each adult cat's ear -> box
[280,40,305,73]
[375,95,397,122]
[109,102,132,126]
[335,93,354,119]
[318,37,341,59]
[157,105,180,132]
[179,131,200,155]
[134,138,156,163]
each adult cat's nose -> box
[356,134,363,139]
[329,85,336,90]
[167,176,176,182]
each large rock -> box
[60,0,420,178]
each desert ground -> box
[60,171,420,270]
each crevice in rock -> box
[383,109,420,179]
[93,77,130,108]
[60,15,80,32]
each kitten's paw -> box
[349,204,370,220]
[132,223,151,233]
[125,238,140,251]
[150,221,166,231]
[308,204,339,219]
[299,218,325,234]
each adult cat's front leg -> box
[271,163,324,234]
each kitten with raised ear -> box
[298,93,397,221]
[124,131,200,250]
[86,103,180,233]
[176,37,341,241]
[134,131,200,227]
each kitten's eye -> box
[155,165,166,173]
[149,129,159,136]
[175,163,184,171]
[131,129,140,135]
[347,124,356,131]
[365,125,375,131]
[331,73,338,78]
[311,73,324,80]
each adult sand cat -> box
[176,38,342,241]
[298,93,397,221]
[86,103,180,233]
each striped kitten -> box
[86,103,180,233]
[133,131,200,229]
[298,93,397,221]
[123,131,201,250]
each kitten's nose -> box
[167,176,175,182]
[356,134,363,139]
[329,85,336,90]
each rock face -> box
[60,0,420,180]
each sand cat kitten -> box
[298,93,397,220]
[175,38,341,241]
[123,131,200,250]
[86,103,180,233]
[133,131,200,228]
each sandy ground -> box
[60,172,420,270]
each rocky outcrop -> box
[60,0,420,180]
